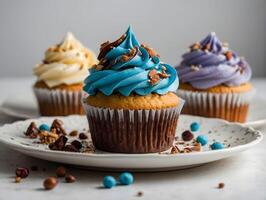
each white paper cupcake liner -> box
[177,89,256,122]
[34,87,85,116]
[82,99,184,153]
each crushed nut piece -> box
[171,146,180,154]
[15,176,21,183]
[39,130,58,144]
[69,130,78,137]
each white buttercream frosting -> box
[34,32,97,88]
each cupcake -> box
[33,32,97,116]
[176,32,255,122]
[83,26,183,153]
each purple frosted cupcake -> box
[176,32,255,122]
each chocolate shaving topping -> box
[148,67,170,86]
[98,34,126,60]
[24,122,39,139]
[50,119,66,135]
[120,46,138,62]
[148,69,161,86]
[141,44,160,58]
[225,51,233,60]
[48,135,68,151]
[190,42,201,51]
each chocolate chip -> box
[24,122,39,138]
[43,177,58,190]
[56,166,66,177]
[71,140,82,150]
[49,135,68,151]
[182,130,194,141]
[137,191,144,197]
[217,182,225,189]
[79,133,88,140]
[65,174,76,183]
[15,167,29,178]
[50,119,66,135]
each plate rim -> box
[0,115,263,158]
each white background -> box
[0,0,265,77]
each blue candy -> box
[196,135,208,146]
[211,142,224,150]
[190,122,200,132]
[103,176,116,189]
[119,172,134,185]
[39,124,50,131]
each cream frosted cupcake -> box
[33,32,97,116]
[83,26,184,153]
[176,32,255,122]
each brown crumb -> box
[148,69,161,85]
[69,130,78,137]
[38,130,58,144]
[15,176,21,183]
[217,182,225,189]
[137,191,143,197]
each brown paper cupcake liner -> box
[177,89,255,123]
[83,100,184,153]
[34,87,85,116]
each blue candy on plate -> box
[211,142,224,150]
[119,172,134,185]
[103,176,116,188]
[190,122,200,132]
[196,135,208,146]
[39,124,50,131]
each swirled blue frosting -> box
[83,26,179,96]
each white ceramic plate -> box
[1,96,265,129]
[0,115,262,172]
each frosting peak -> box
[34,32,97,88]
[176,32,252,89]
[84,26,178,96]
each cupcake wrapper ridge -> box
[83,99,184,153]
[34,87,85,116]
[177,89,255,122]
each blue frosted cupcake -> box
[82,26,184,153]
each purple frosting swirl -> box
[176,32,252,89]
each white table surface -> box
[0,77,265,200]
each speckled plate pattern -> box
[0,115,262,172]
